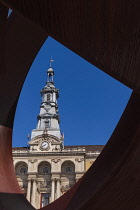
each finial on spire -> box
[50,56,54,68]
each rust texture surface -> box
[0,1,140,209]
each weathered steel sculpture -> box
[0,1,140,209]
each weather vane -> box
[50,56,54,68]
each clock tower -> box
[12,60,103,209]
[31,62,61,140]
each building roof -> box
[64,145,104,153]
[12,147,29,150]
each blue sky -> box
[12,37,132,147]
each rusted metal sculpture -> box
[0,1,140,209]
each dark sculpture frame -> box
[0,1,140,209]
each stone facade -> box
[12,144,103,208]
[12,63,104,208]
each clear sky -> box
[12,37,132,147]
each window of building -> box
[65,166,73,174]
[41,193,50,207]
[20,167,27,175]
[15,162,28,176]
[42,166,50,175]
[38,162,51,175]
[47,94,51,102]
[61,161,75,175]
[44,120,50,128]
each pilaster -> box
[51,159,61,173]
[51,178,55,202]
[26,178,31,202]
[75,158,84,172]
[31,178,37,208]
[56,179,61,199]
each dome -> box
[47,67,54,75]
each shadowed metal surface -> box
[0,1,140,209]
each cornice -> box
[13,151,86,157]
[86,154,99,158]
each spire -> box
[31,59,61,140]
[50,57,54,68]
[47,57,54,83]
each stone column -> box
[53,92,55,102]
[26,178,31,202]
[75,159,79,172]
[51,179,55,202]
[31,179,36,208]
[81,158,84,172]
[56,179,61,199]
[58,160,61,171]
[75,158,84,172]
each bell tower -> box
[31,60,61,139]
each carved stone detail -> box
[61,183,74,193]
[29,159,37,171]
[38,180,51,189]
[52,159,61,163]
[75,158,84,162]
[29,159,37,163]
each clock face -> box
[41,141,49,149]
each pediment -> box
[28,134,61,145]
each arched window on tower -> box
[44,119,50,128]
[47,94,51,102]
